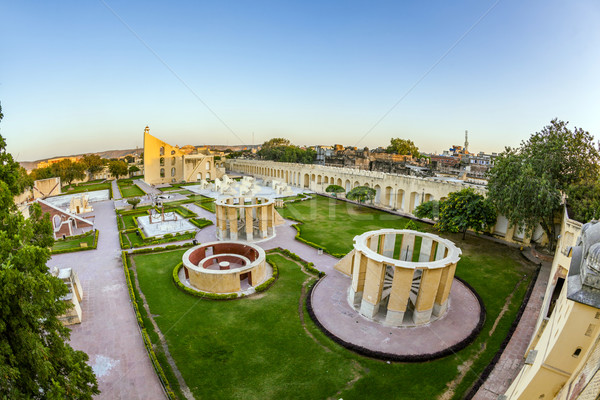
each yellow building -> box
[142,126,221,185]
[504,212,600,399]
[37,156,81,169]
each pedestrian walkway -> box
[135,179,161,195]
[472,255,551,399]
[111,180,121,200]
[48,201,164,399]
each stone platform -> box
[309,270,484,360]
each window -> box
[159,146,164,156]
[206,172,211,180]
[171,150,175,155]
[573,347,582,357]
[171,157,176,165]
[206,161,210,170]
[171,167,176,177]
[160,157,165,166]
[160,168,165,178]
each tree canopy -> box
[434,188,496,239]
[51,159,86,186]
[386,138,420,158]
[108,160,128,179]
[325,184,345,197]
[258,138,316,164]
[414,200,441,220]
[0,119,99,396]
[346,186,376,203]
[487,119,599,250]
[81,154,105,178]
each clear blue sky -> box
[1,0,599,161]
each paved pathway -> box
[111,180,121,200]
[311,272,482,356]
[135,179,161,195]
[472,255,551,399]
[48,201,164,399]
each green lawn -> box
[63,181,110,194]
[162,205,197,218]
[120,230,195,249]
[130,196,536,399]
[194,198,215,213]
[119,182,145,198]
[52,231,96,251]
[117,211,148,230]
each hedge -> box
[189,218,213,229]
[119,227,196,249]
[267,247,325,278]
[171,263,242,300]
[129,242,196,254]
[51,230,99,254]
[121,252,177,399]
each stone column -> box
[413,268,443,325]
[433,263,456,317]
[267,203,274,236]
[359,258,386,319]
[245,207,253,241]
[259,205,268,239]
[349,251,366,306]
[227,207,238,240]
[382,234,396,258]
[400,233,415,262]
[385,267,414,326]
[216,205,227,240]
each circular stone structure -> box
[345,229,462,326]
[182,241,267,294]
[215,196,276,242]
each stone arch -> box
[374,185,382,204]
[337,178,343,186]
[397,189,405,210]
[324,176,329,185]
[345,179,351,192]
[303,174,310,188]
[354,180,360,188]
[384,186,393,207]
[409,191,420,212]
[317,175,322,184]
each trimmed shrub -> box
[171,263,241,300]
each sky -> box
[1,1,599,162]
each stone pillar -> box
[267,204,274,236]
[359,258,386,319]
[216,205,227,240]
[413,268,443,325]
[433,263,456,317]
[382,234,396,258]
[418,237,433,262]
[245,207,253,241]
[227,207,238,240]
[349,251,366,306]
[400,233,415,262]
[259,205,268,239]
[385,267,414,326]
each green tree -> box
[257,138,316,164]
[414,200,442,220]
[0,122,99,397]
[434,188,496,239]
[346,186,376,203]
[487,119,600,250]
[50,159,86,186]
[127,197,141,209]
[128,165,140,177]
[565,179,600,223]
[386,138,420,158]
[325,184,345,197]
[81,154,105,179]
[29,166,54,181]
[108,160,128,180]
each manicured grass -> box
[162,205,197,218]
[117,211,149,230]
[194,197,215,213]
[279,196,429,255]
[63,181,111,193]
[119,182,145,198]
[52,231,96,251]
[131,196,536,399]
[120,230,196,249]
[133,251,357,400]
